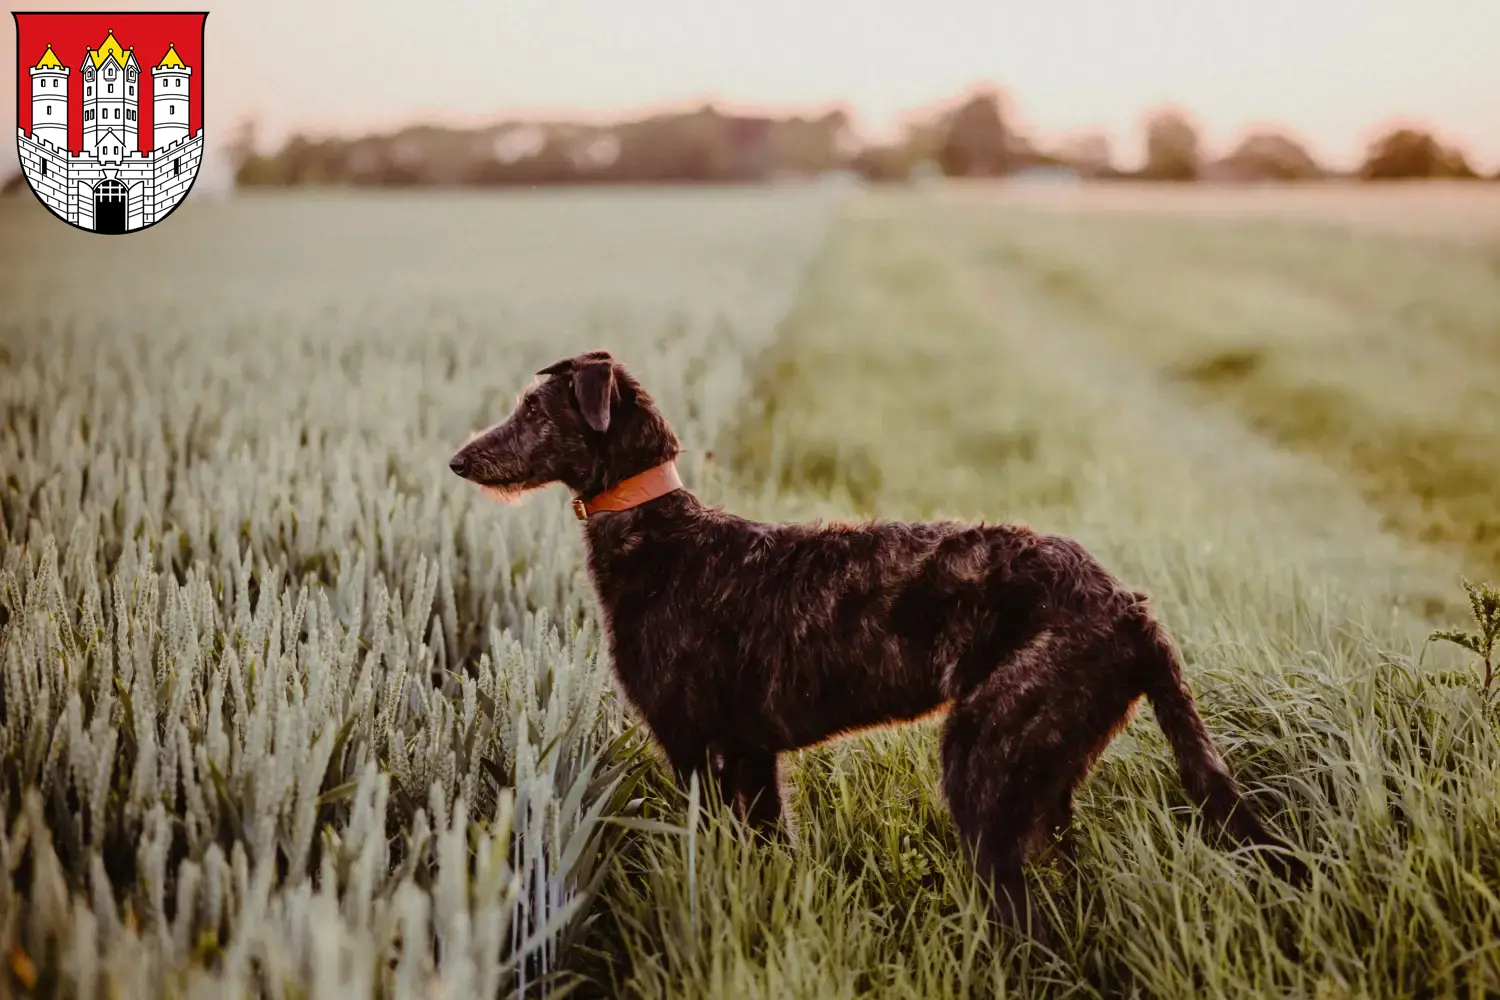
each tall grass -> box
[590,196,1500,998]
[0,188,838,997]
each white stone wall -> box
[17,132,72,220]
[17,124,201,231]
[128,178,146,229]
[75,179,92,229]
[153,132,203,218]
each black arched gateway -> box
[94,178,127,234]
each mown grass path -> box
[929,196,1500,595]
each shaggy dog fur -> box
[449,349,1301,935]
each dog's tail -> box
[1126,597,1305,881]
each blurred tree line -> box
[213,90,1498,189]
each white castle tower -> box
[28,44,69,150]
[152,44,191,149]
[81,30,140,157]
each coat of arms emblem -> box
[13,12,208,234]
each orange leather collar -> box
[573,461,683,520]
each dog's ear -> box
[572,358,616,433]
[538,349,613,378]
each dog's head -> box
[448,349,679,502]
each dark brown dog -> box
[449,349,1301,935]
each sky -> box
[4,0,1497,180]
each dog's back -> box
[582,491,1135,751]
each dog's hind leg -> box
[940,680,1064,940]
[940,631,1142,941]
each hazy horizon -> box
[5,0,1498,181]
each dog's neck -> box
[573,461,683,521]
[570,395,681,515]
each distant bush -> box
[1213,131,1325,182]
[936,90,1011,178]
[218,87,1489,191]
[1138,108,1203,181]
[1360,128,1480,180]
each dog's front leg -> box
[718,747,786,841]
[657,732,722,799]
[657,736,785,840]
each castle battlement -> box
[144,130,202,155]
[65,146,152,161]
[18,128,61,152]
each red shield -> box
[13,11,207,234]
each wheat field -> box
[0,187,838,998]
[2,182,1499,999]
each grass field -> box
[2,181,1499,999]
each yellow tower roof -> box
[157,44,186,69]
[34,44,63,69]
[86,30,131,69]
